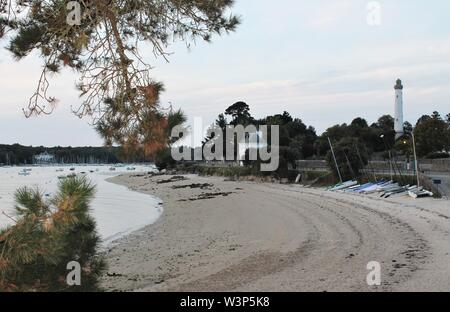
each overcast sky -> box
[1,0,450,147]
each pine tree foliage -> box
[0,176,105,292]
[153,108,187,169]
[1,0,239,154]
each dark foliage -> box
[0,176,106,292]
[325,137,369,181]
[0,144,123,165]
[414,111,450,157]
[2,0,240,157]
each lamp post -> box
[401,131,420,187]
[410,131,420,187]
[380,134,394,181]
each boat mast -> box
[328,137,343,183]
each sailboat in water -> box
[18,169,31,176]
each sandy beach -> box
[101,174,450,292]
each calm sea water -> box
[0,165,163,245]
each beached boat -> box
[347,183,374,193]
[409,190,433,199]
[409,186,423,193]
[343,184,361,192]
[380,184,403,197]
[357,181,385,193]
[361,181,393,194]
[329,181,358,191]
[378,182,400,193]
[383,185,410,198]
[386,186,422,198]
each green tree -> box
[414,112,450,157]
[349,117,382,154]
[403,121,413,134]
[325,137,368,182]
[371,115,395,147]
[350,117,369,129]
[258,112,317,175]
[317,124,350,156]
[0,176,105,292]
[1,0,240,155]
[154,109,187,169]
[202,114,230,161]
[225,101,254,126]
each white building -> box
[238,131,267,165]
[34,151,55,164]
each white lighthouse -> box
[394,79,404,139]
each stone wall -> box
[296,159,450,173]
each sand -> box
[101,174,450,292]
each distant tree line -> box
[172,102,449,180]
[0,144,150,165]
[3,105,449,173]
[0,110,187,167]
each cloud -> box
[2,0,450,146]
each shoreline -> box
[101,173,450,292]
[102,175,164,246]
[0,166,161,245]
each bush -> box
[155,148,176,170]
[0,176,106,292]
[197,165,257,177]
